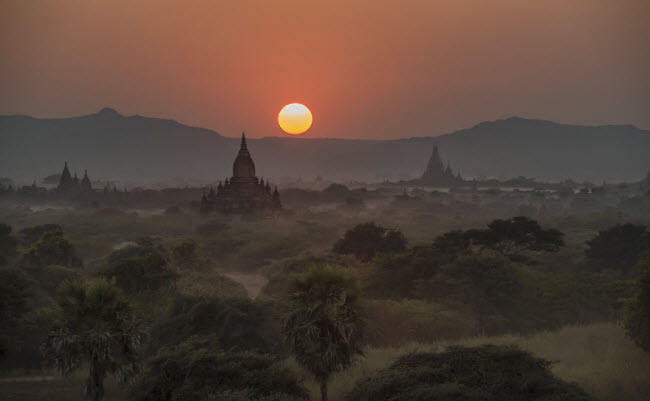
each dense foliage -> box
[0,205,645,401]
[466,216,564,261]
[0,223,18,265]
[18,224,63,246]
[333,222,406,261]
[344,345,597,401]
[622,258,650,351]
[128,335,309,401]
[149,295,280,354]
[171,239,197,267]
[21,229,81,267]
[0,267,31,358]
[417,253,523,333]
[586,224,650,272]
[101,252,177,292]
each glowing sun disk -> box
[278,103,312,135]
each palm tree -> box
[42,278,146,401]
[283,265,365,401]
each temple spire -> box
[241,132,247,149]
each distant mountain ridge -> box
[1,109,649,185]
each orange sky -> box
[1,0,649,138]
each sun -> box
[278,103,312,135]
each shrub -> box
[21,229,81,267]
[333,223,407,262]
[585,224,650,273]
[366,246,444,299]
[149,296,281,354]
[171,239,197,267]
[177,272,248,299]
[101,252,177,293]
[469,216,565,261]
[621,258,650,351]
[0,223,18,265]
[0,267,32,359]
[344,345,597,401]
[416,253,523,334]
[18,224,62,246]
[364,299,476,346]
[129,335,309,401]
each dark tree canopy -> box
[0,223,18,265]
[344,345,597,401]
[432,230,472,261]
[469,216,564,260]
[0,267,32,358]
[419,253,523,333]
[171,239,197,267]
[21,229,81,267]
[367,246,445,299]
[621,258,650,351]
[128,335,309,401]
[149,295,280,354]
[101,252,177,293]
[18,224,63,246]
[586,224,650,272]
[333,222,407,261]
[107,236,166,264]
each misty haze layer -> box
[1,109,648,185]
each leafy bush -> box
[171,239,197,268]
[520,269,633,332]
[333,222,407,262]
[21,229,81,267]
[364,299,475,346]
[344,345,597,401]
[177,272,248,299]
[585,224,650,273]
[101,252,177,293]
[259,252,348,302]
[416,253,523,334]
[0,265,76,372]
[431,230,472,261]
[468,216,565,261]
[0,223,18,265]
[149,296,281,354]
[18,224,63,246]
[129,335,309,401]
[621,258,650,351]
[0,267,31,359]
[366,246,444,298]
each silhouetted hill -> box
[1,110,648,185]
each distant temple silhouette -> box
[200,132,281,215]
[57,162,93,193]
[418,144,464,186]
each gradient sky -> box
[1,0,649,139]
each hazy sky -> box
[1,0,649,139]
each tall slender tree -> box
[42,279,146,401]
[283,266,365,401]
